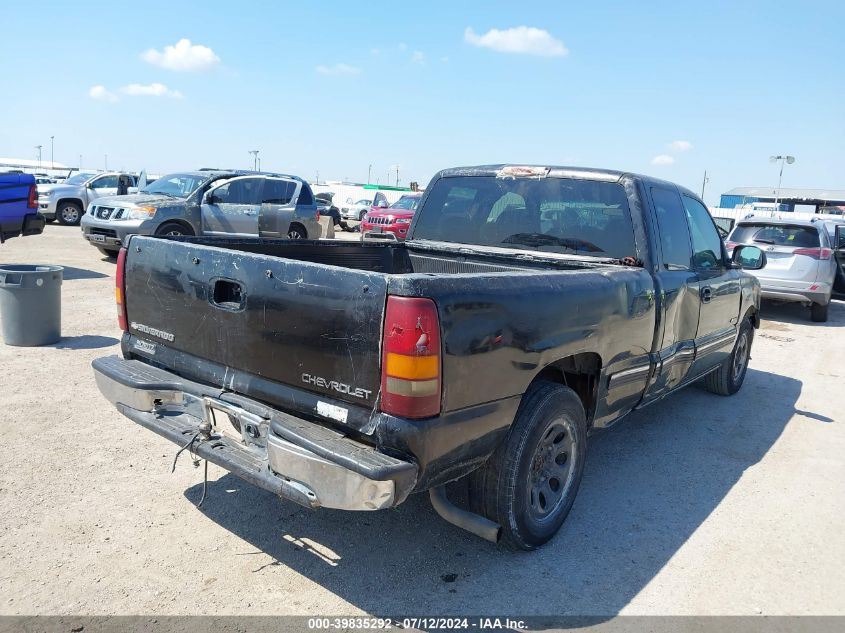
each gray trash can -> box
[0,264,63,346]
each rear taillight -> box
[116,247,128,331]
[27,185,37,209]
[793,247,832,260]
[380,296,441,418]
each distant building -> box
[719,186,845,214]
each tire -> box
[810,302,829,323]
[703,318,753,396]
[468,381,587,550]
[288,223,307,239]
[155,222,193,237]
[97,247,119,258]
[45,216,55,224]
[56,201,83,226]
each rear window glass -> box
[730,224,820,247]
[413,176,637,259]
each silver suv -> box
[80,171,321,256]
[727,216,843,322]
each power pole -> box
[700,169,709,199]
[248,150,259,171]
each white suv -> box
[727,216,842,322]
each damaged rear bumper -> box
[92,355,418,511]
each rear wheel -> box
[468,381,587,550]
[56,201,82,226]
[288,223,307,239]
[810,302,829,323]
[155,222,193,237]
[703,319,753,395]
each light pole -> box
[248,150,259,171]
[50,136,54,169]
[700,169,709,199]
[368,164,372,185]
[390,164,400,187]
[35,145,43,170]
[769,155,795,207]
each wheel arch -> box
[528,352,603,423]
[155,219,195,236]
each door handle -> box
[243,210,256,216]
[700,286,712,303]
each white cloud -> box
[141,39,220,72]
[120,83,183,98]
[464,26,568,57]
[651,154,675,166]
[316,63,361,76]
[411,51,425,64]
[89,85,118,102]
[668,140,693,152]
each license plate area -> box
[92,234,106,243]
[203,397,268,450]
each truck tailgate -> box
[123,237,387,409]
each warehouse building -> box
[719,186,845,214]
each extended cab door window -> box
[682,194,741,368]
[646,187,699,395]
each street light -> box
[248,150,259,171]
[390,164,400,187]
[769,155,795,207]
[35,145,43,170]
[50,136,54,169]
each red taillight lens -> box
[793,247,831,260]
[380,296,441,419]
[115,247,128,331]
[27,185,37,209]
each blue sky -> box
[2,0,843,204]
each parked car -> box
[37,171,139,225]
[341,198,374,221]
[315,192,351,232]
[0,172,45,242]
[726,216,843,322]
[360,193,423,240]
[80,171,321,256]
[93,164,765,550]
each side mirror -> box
[732,244,767,270]
[87,182,95,189]
[835,225,845,250]
[378,200,389,208]
[204,192,218,205]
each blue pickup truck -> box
[0,172,45,242]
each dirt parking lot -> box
[1,224,843,616]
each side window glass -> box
[297,183,313,206]
[225,178,262,205]
[92,175,118,189]
[651,187,693,269]
[682,195,723,271]
[263,179,295,205]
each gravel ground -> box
[0,224,843,616]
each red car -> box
[360,193,422,240]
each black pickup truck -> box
[93,165,766,550]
